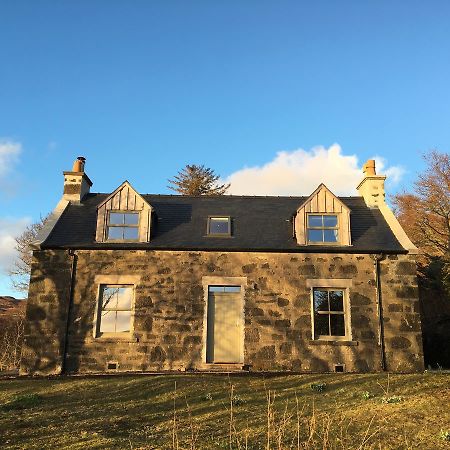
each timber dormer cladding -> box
[294,184,351,246]
[95,181,153,243]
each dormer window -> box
[207,216,231,236]
[307,214,338,244]
[294,184,351,246]
[95,181,153,243]
[107,211,140,240]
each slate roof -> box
[41,193,405,253]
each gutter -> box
[61,249,77,374]
[373,253,387,371]
[39,245,409,255]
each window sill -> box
[93,335,137,343]
[308,340,358,346]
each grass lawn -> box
[0,372,449,449]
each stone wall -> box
[20,250,72,374]
[20,249,424,374]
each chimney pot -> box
[363,159,376,176]
[72,156,86,173]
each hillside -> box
[0,373,449,449]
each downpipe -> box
[61,249,77,374]
[373,253,387,371]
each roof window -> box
[207,216,231,236]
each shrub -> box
[231,394,245,406]
[362,391,375,400]
[439,430,450,441]
[310,382,326,393]
[381,395,403,404]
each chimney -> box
[356,159,386,207]
[63,156,92,203]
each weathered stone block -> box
[389,336,412,349]
[184,336,202,346]
[251,307,264,317]
[351,293,371,306]
[255,345,276,360]
[388,304,403,313]
[242,264,256,273]
[298,265,316,276]
[340,265,358,275]
[274,319,291,329]
[396,286,419,298]
[280,342,292,355]
[246,328,260,342]
[396,262,416,276]
[150,346,166,362]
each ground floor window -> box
[312,288,349,340]
[96,285,133,337]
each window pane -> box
[314,314,329,336]
[330,314,345,336]
[100,310,116,333]
[329,291,344,311]
[308,229,323,242]
[102,287,118,309]
[308,215,323,227]
[123,227,139,240]
[323,229,338,243]
[117,287,132,309]
[209,286,225,292]
[124,213,139,225]
[108,227,123,240]
[109,213,123,225]
[115,311,131,332]
[323,215,338,227]
[314,290,329,311]
[209,217,230,234]
[224,286,241,293]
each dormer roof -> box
[296,183,350,214]
[96,180,153,211]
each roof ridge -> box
[86,192,362,199]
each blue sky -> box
[1,1,450,296]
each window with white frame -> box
[96,285,133,336]
[107,211,140,240]
[312,288,349,339]
[307,214,338,244]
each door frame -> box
[201,276,247,364]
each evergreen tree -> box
[168,164,230,196]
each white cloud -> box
[0,139,21,177]
[373,155,405,185]
[224,144,404,196]
[0,217,31,277]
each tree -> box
[393,150,450,368]
[392,150,450,290]
[168,164,230,196]
[8,216,48,293]
[0,297,26,372]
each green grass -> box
[0,372,449,449]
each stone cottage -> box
[20,157,424,374]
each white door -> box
[206,286,242,363]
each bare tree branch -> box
[8,215,49,293]
[392,149,450,293]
